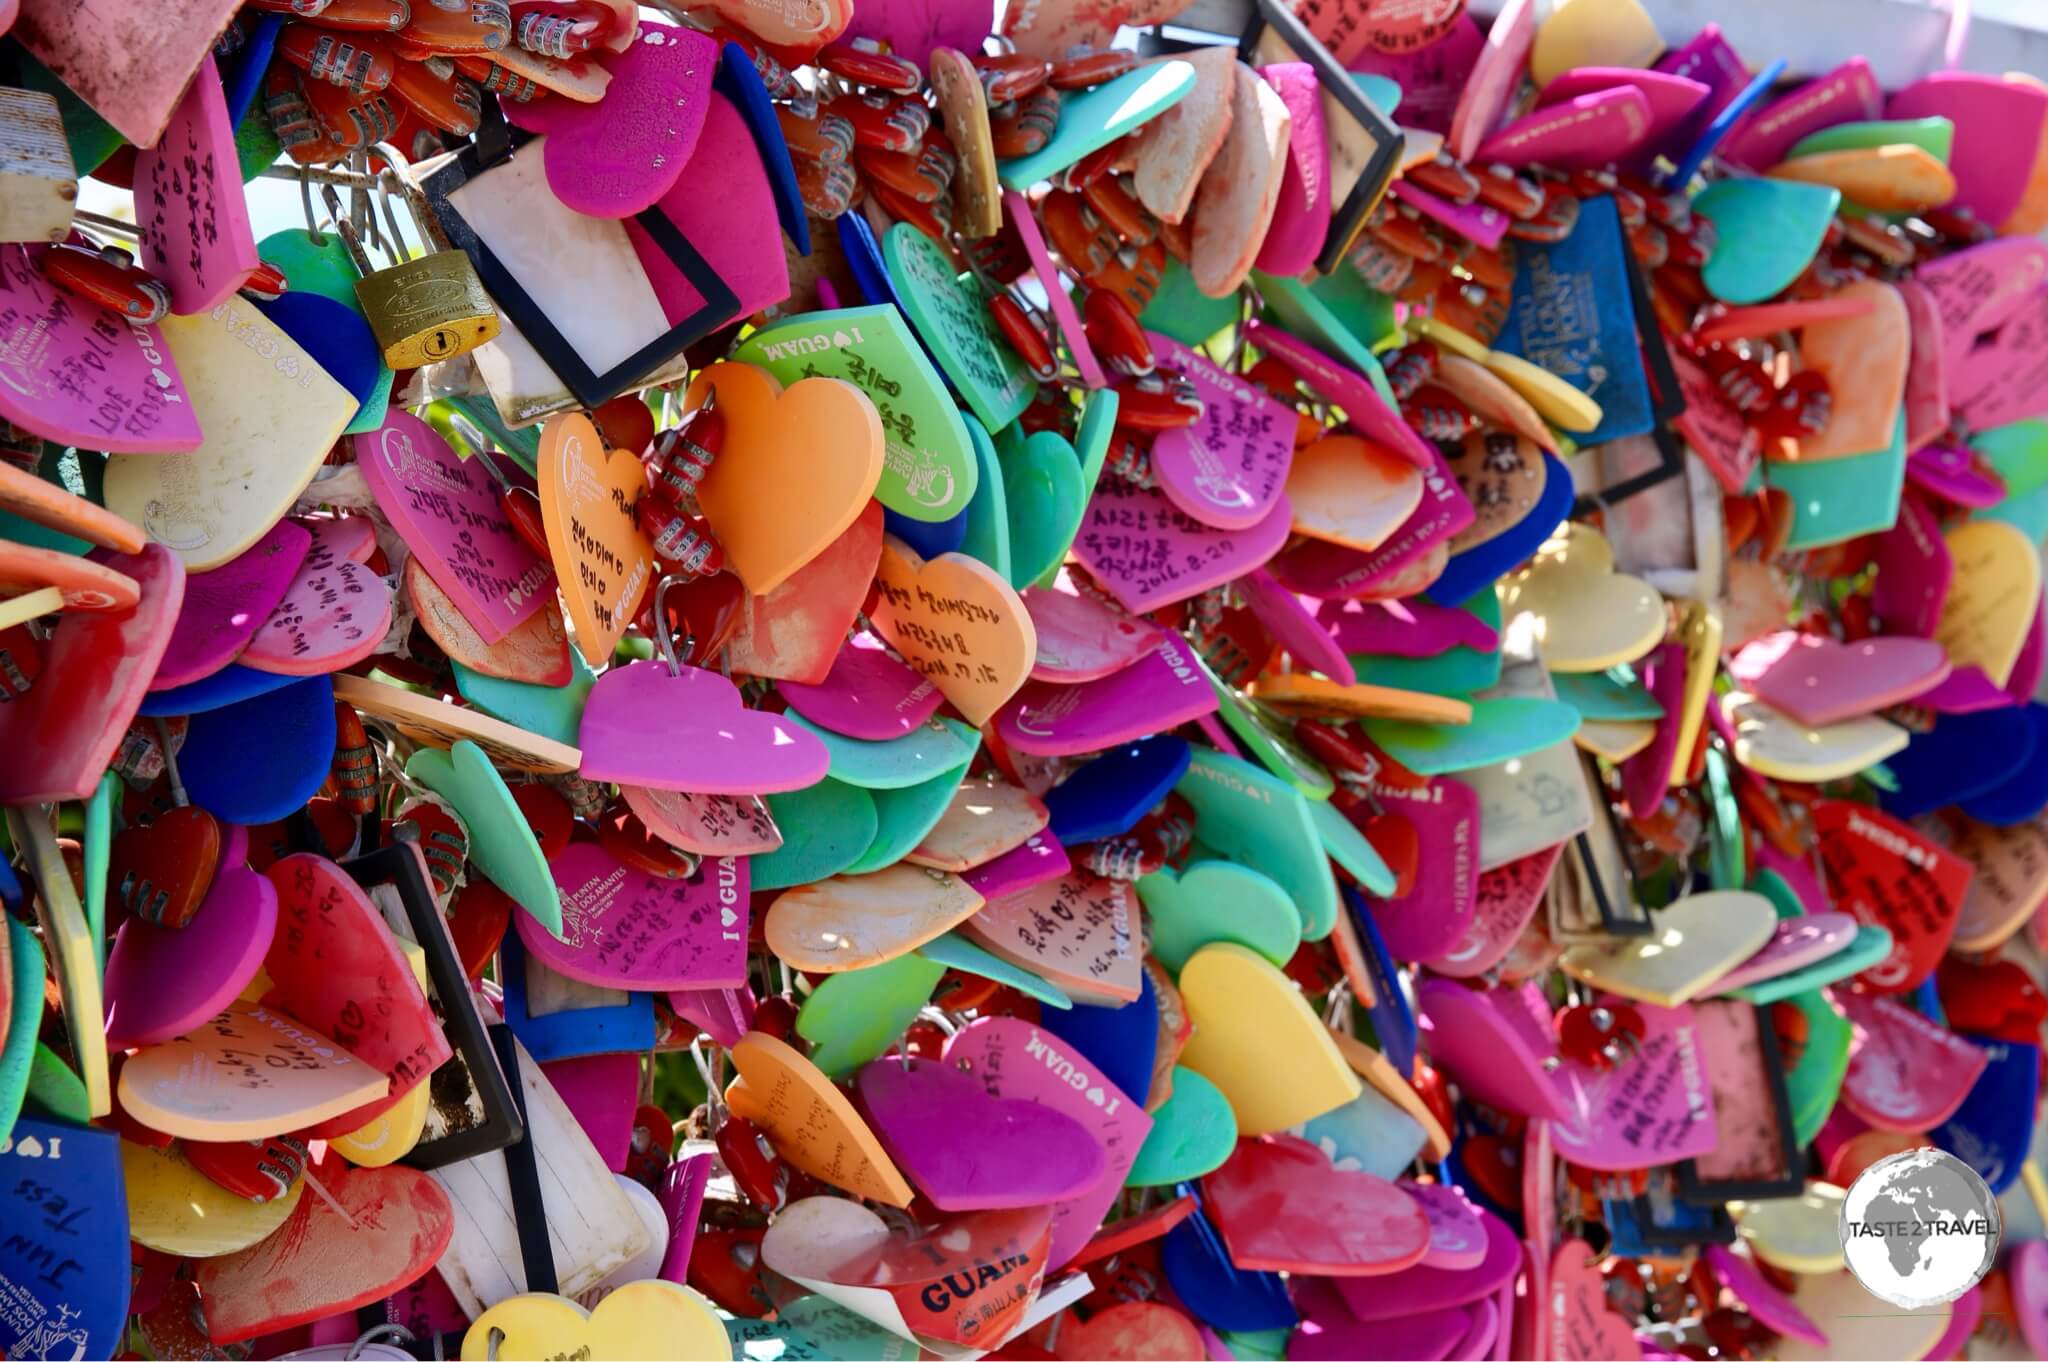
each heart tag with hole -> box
[1139,859,1302,973]
[239,521,393,677]
[726,1032,915,1205]
[0,245,201,454]
[135,55,257,314]
[1074,478,1296,613]
[539,411,656,666]
[1550,1000,1719,1171]
[523,842,747,991]
[1731,631,1951,727]
[868,534,1037,726]
[727,501,884,684]
[885,223,1037,434]
[959,870,1142,1004]
[1204,1133,1431,1276]
[357,410,553,644]
[1836,989,1990,1130]
[580,660,830,794]
[1814,799,1974,994]
[154,520,311,690]
[1149,331,1298,530]
[104,865,276,1050]
[0,1116,129,1360]
[118,1000,388,1141]
[622,785,781,857]
[779,635,942,741]
[1360,774,1478,959]
[998,634,1214,756]
[464,1281,729,1362]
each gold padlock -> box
[331,143,500,369]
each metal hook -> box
[651,573,698,678]
[300,165,325,244]
[347,1324,416,1360]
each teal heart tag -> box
[734,305,978,522]
[1726,924,1895,1005]
[794,953,946,1077]
[1362,696,1582,776]
[453,647,597,747]
[25,1043,88,1125]
[1765,406,1906,549]
[1124,1066,1236,1187]
[1139,860,1301,972]
[1750,868,1807,921]
[85,770,117,970]
[0,916,43,1143]
[1216,1330,1293,1362]
[1972,419,2048,498]
[916,932,1074,1010]
[1781,989,1852,1147]
[754,779,879,891]
[344,366,395,437]
[1978,479,2048,542]
[959,416,1012,579]
[996,60,1197,189]
[1309,798,1395,897]
[1297,1082,1429,1181]
[844,739,979,875]
[1705,747,1744,891]
[1074,385,1120,499]
[1351,588,1504,697]
[259,229,365,309]
[1552,667,1664,721]
[1255,272,1397,408]
[1695,177,1842,306]
[885,224,1037,435]
[236,100,282,182]
[1141,257,1243,349]
[1176,747,1340,940]
[786,713,981,790]
[997,424,1086,589]
[1789,116,1954,162]
[727,1294,922,1361]
[406,740,562,934]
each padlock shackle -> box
[371,142,458,257]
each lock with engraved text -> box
[328,144,500,369]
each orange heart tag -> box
[539,411,656,666]
[869,534,1038,726]
[726,1031,916,1206]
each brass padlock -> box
[331,143,500,369]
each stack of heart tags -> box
[9,0,2048,1356]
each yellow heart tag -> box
[462,1281,732,1361]
[1177,942,1361,1136]
[1935,519,2042,689]
[1723,692,1910,783]
[122,1138,305,1257]
[869,534,1038,726]
[1500,525,1666,673]
[1559,890,1778,1007]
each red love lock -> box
[445,877,512,980]
[689,1221,774,1317]
[109,802,223,931]
[624,1103,676,1188]
[1554,1002,1648,1070]
[182,1134,312,1203]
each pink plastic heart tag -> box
[1024,577,1166,683]
[153,520,312,689]
[1253,62,1329,276]
[135,56,258,314]
[239,521,393,676]
[1363,776,1478,960]
[962,831,1072,903]
[1237,568,1352,682]
[1320,595,1499,658]
[1245,320,1437,471]
[1265,440,1472,598]
[1427,843,1562,980]
[104,866,278,1051]
[1723,57,1882,170]
[778,635,942,741]
[621,786,782,856]
[1871,492,1952,638]
[579,661,831,794]
[1709,912,1861,995]
[997,634,1215,756]
[1147,332,1297,531]
[1730,631,1950,727]
[1416,977,1570,1122]
[1476,86,1654,169]
[1908,444,2006,507]
[1837,989,1990,1130]
[524,842,748,990]
[1551,1001,1718,1171]
[1073,481,1293,614]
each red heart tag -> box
[1813,799,1973,994]
[1203,1133,1431,1275]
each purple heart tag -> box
[103,865,278,1050]
[1416,977,1571,1123]
[1871,492,1953,638]
[1320,595,1500,659]
[1073,482,1293,614]
[1362,777,1479,960]
[1550,1001,1719,1171]
[779,635,942,741]
[580,661,831,794]
[1238,569,1353,683]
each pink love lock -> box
[1870,492,1952,638]
[1448,0,1534,162]
[1535,68,1711,147]
[1319,595,1500,659]
[1426,842,1562,980]
[1729,631,1951,727]
[1147,332,1298,531]
[1475,86,1655,170]
[104,865,278,1051]
[945,1016,1153,1270]
[997,633,1215,756]
[1391,179,1511,252]
[1550,1001,1719,1173]
[1007,189,1104,390]
[355,410,553,645]
[1897,280,1952,452]
[778,634,942,741]
[1265,441,1473,600]
[620,785,782,856]
[1907,443,2006,508]
[1548,1240,1642,1362]
[1363,776,1478,961]
[523,842,749,991]
[1913,238,2048,371]
[1245,319,1438,472]
[135,55,258,314]
[239,519,393,677]
[1890,71,2048,228]
[1403,1181,1489,1270]
[1331,1201,1521,1321]
[637,88,791,325]
[505,22,720,218]
[1709,912,1861,995]
[1836,989,1990,1131]
[1349,12,1484,134]
[1721,57,1883,171]
[0,245,202,453]
[1072,480,1294,614]
[1253,62,1329,277]
[1416,977,1571,1122]
[579,660,830,794]
[152,520,312,690]
[1023,577,1165,684]
[1237,568,1352,683]
[855,1056,1108,1213]
[961,830,1071,902]
[1701,1245,1826,1345]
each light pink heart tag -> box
[997,634,1215,756]
[1709,913,1861,996]
[1907,443,2005,508]
[1897,280,1952,453]
[946,1016,1153,1269]
[1319,595,1499,659]
[1545,1240,1642,1362]
[1837,989,1990,1131]
[355,409,553,645]
[239,522,394,676]
[1914,237,2048,372]
[153,520,312,690]
[1889,71,2048,229]
[620,785,783,856]
[103,865,278,1051]
[667,982,755,1048]
[1253,62,1329,277]
[1730,631,1951,727]
[1701,1245,1826,1345]
[1722,57,1882,170]
[1448,0,1535,162]
[1404,1181,1489,1270]
[1416,977,1571,1122]
[1008,189,1104,389]
[524,841,749,990]
[1620,641,1685,818]
[1952,287,2048,427]
[1391,179,1510,251]
[1073,482,1293,614]
[1426,842,1562,980]
[0,245,202,453]
[135,55,258,314]
[2010,595,2047,702]
[1919,664,2013,714]
[579,661,831,794]
[962,831,1071,902]
[1245,319,1438,472]
[634,89,791,325]
[303,513,379,565]
[779,635,942,741]
[505,22,720,218]
[1147,332,1297,531]
[1475,86,1654,169]
[1238,568,1352,682]
[1265,440,1472,599]
[1364,776,1478,960]
[1024,577,1165,684]
[1535,67,1711,146]
[1871,491,1951,638]
[1552,1001,1719,1172]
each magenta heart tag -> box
[667,982,756,1048]
[1349,13,1484,134]
[1293,1285,1471,1362]
[779,635,942,741]
[620,785,782,856]
[135,55,258,314]
[104,866,278,1051]
[1475,86,1654,169]
[1730,631,1951,727]
[1008,189,1105,390]
[1404,1181,1489,1270]
[239,521,393,676]
[2011,597,2048,702]
[1722,57,1882,169]
[580,661,831,794]
[856,1056,1109,1212]
[1620,641,1685,818]
[1416,977,1571,1122]
[841,0,993,67]
[1253,63,1330,276]
[153,520,312,690]
[543,1051,640,1171]
[997,635,1216,756]
[947,1016,1154,1269]
[1363,776,1478,960]
[1709,913,1861,995]
[355,410,554,644]
[1426,844,1562,980]
[1244,320,1437,472]
[1907,444,2005,508]
[1330,1200,1521,1322]
[1891,72,2048,229]
[1536,68,1711,146]
[1146,333,1297,531]
[1320,595,1499,659]
[1551,1001,1719,1172]
[1871,492,1951,638]
[1919,664,2014,714]
[962,831,1071,902]
[1751,843,1831,914]
[1265,440,1472,599]
[1952,282,2048,429]
[1025,578,1166,684]
[1073,481,1293,614]
[523,841,748,990]
[1837,989,1990,1130]
[637,89,791,325]
[1238,569,1353,683]
[0,245,202,453]
[1897,281,1952,452]
[1390,180,1511,251]
[1915,238,2048,372]
[1701,1245,1826,1345]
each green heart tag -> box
[1175,747,1340,941]
[454,647,597,747]
[1124,1066,1236,1187]
[1139,860,1301,972]
[25,1043,89,1125]
[1309,798,1395,897]
[794,953,946,1077]
[1781,989,1852,1147]
[1074,386,1120,499]
[996,59,1197,189]
[1725,924,1894,1005]
[1972,419,2048,499]
[754,779,878,891]
[885,224,1037,435]
[1197,652,1338,803]
[916,932,1074,1011]
[726,1293,923,1361]
[1362,696,1581,776]
[996,424,1086,590]
[1215,1330,1292,1362]
[1307,267,1401,352]
[236,100,282,182]
[1789,117,1954,162]
[735,305,978,522]
[1705,747,1744,891]
[1142,257,1243,349]
[406,740,562,934]
[1695,177,1843,306]
[1352,589,1504,698]
[959,417,1012,579]
[1765,406,1906,550]
[786,713,981,790]
[1255,272,1398,408]
[1750,868,1807,921]
[85,770,118,970]
[844,740,979,875]
[1551,667,1664,721]
[0,916,43,1143]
